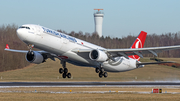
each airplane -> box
[4,24,180,78]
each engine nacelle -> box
[89,49,108,62]
[26,51,44,64]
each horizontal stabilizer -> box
[137,61,174,66]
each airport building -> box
[94,9,104,37]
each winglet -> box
[5,44,10,49]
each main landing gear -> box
[95,66,108,78]
[59,61,71,78]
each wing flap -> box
[148,50,158,56]
[118,52,129,59]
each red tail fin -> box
[128,31,147,61]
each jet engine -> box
[26,51,44,64]
[89,49,108,62]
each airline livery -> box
[5,24,180,78]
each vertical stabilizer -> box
[128,31,147,61]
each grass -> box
[0,57,180,81]
[2,92,180,101]
[0,87,180,101]
[1,58,180,101]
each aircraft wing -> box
[4,44,47,54]
[4,44,56,61]
[4,48,28,53]
[72,45,180,59]
[5,48,47,54]
[106,45,180,58]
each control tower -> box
[94,9,104,37]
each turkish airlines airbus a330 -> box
[4,24,180,78]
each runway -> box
[0,81,180,87]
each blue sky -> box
[0,0,180,38]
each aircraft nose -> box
[16,29,22,37]
[16,29,26,41]
[16,29,20,35]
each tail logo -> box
[135,38,142,49]
[131,38,142,61]
[129,31,147,61]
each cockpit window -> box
[19,26,30,29]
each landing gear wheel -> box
[104,72,108,78]
[101,68,104,73]
[60,61,72,79]
[62,73,66,78]
[99,72,103,78]
[67,73,71,78]
[64,68,68,73]
[95,68,100,73]
[59,68,64,74]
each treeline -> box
[0,25,180,72]
[0,24,30,72]
[60,30,180,58]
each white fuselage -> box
[16,24,137,72]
